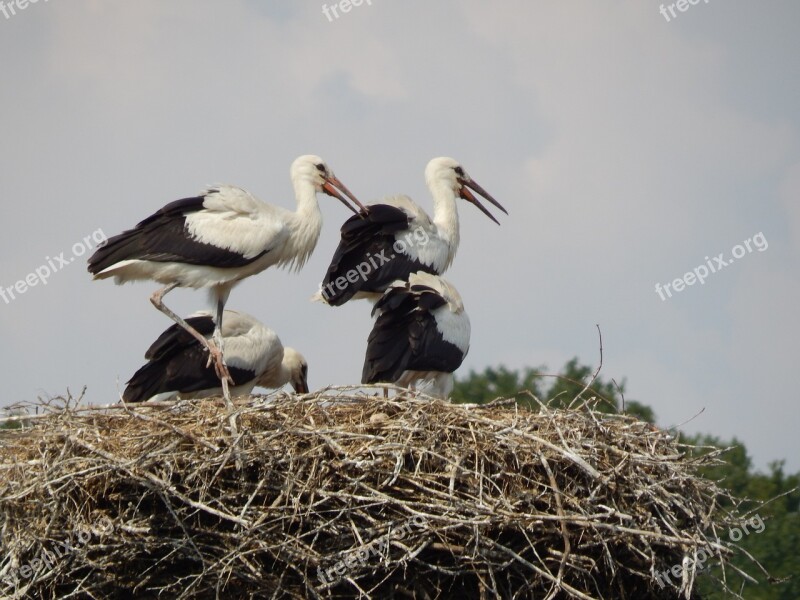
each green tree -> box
[451,365,545,409]
[683,434,800,599]
[543,357,620,412]
[452,363,799,598]
[453,357,653,421]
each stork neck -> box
[293,180,321,217]
[430,183,461,258]
[293,184,323,233]
[277,361,292,388]
[258,361,289,389]
[286,180,323,269]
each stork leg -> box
[213,296,233,403]
[149,283,232,386]
[211,290,240,470]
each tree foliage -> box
[683,434,800,599]
[452,357,654,422]
[452,361,799,598]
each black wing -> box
[123,320,255,403]
[362,284,465,384]
[321,205,435,306]
[143,315,216,361]
[88,194,267,275]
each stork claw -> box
[205,339,234,385]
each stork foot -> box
[205,340,234,385]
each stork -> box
[88,155,363,400]
[317,157,506,306]
[362,271,470,399]
[123,310,309,403]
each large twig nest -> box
[0,387,755,599]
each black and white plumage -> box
[88,155,363,398]
[123,310,308,403]
[317,157,506,306]
[362,272,470,399]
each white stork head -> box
[290,155,366,215]
[424,157,508,224]
[284,347,309,394]
[256,346,309,394]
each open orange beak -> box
[322,174,368,216]
[458,177,508,225]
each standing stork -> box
[317,157,506,306]
[123,310,308,403]
[88,155,364,400]
[362,271,470,399]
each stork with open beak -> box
[316,157,506,306]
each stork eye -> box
[453,166,464,176]
[315,163,326,173]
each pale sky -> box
[1,1,798,471]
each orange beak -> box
[322,174,368,216]
[458,177,508,225]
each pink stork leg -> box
[149,284,234,392]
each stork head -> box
[425,157,508,224]
[291,155,367,215]
[282,347,309,394]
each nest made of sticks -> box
[0,387,757,599]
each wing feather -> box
[322,205,435,305]
[362,284,464,384]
